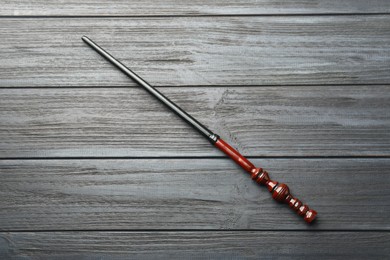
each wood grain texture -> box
[1,0,389,257]
[1,86,389,158]
[2,0,390,16]
[1,158,389,230]
[0,231,389,259]
[0,16,389,87]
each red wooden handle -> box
[214,138,317,223]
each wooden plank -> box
[0,16,389,87]
[0,158,389,230]
[0,231,389,259]
[0,1,383,16]
[2,0,389,16]
[1,86,389,158]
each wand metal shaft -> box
[82,36,218,143]
[82,36,317,223]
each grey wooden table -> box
[0,1,389,259]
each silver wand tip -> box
[81,35,90,42]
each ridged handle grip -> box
[214,138,317,223]
[251,168,317,223]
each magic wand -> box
[82,36,317,223]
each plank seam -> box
[0,13,389,19]
[1,156,390,160]
[1,229,389,233]
[1,83,389,89]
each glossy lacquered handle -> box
[214,138,317,223]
